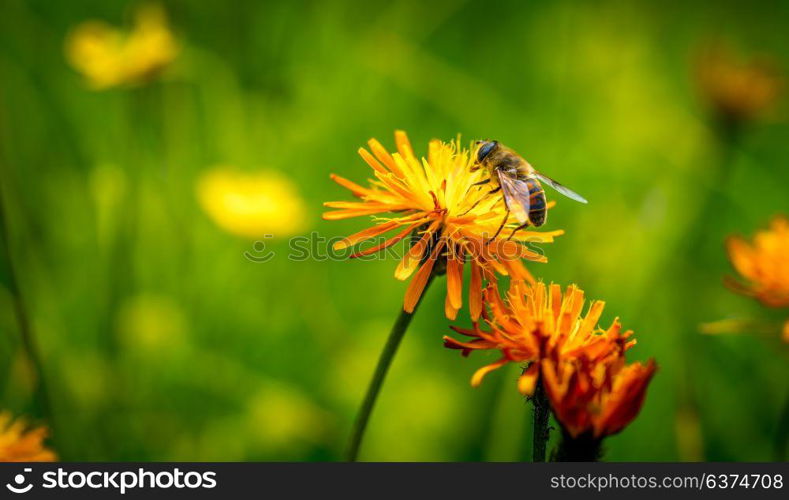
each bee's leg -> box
[459,202,480,216]
[487,208,509,243]
[471,178,490,186]
[459,198,483,216]
[459,186,503,216]
[506,222,530,241]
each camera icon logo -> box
[5,468,33,494]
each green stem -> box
[774,385,789,461]
[0,178,53,423]
[345,276,435,461]
[555,430,602,462]
[531,377,550,462]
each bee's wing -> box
[533,172,588,204]
[496,170,532,225]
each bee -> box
[473,140,587,239]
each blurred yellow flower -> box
[116,294,187,352]
[0,411,56,462]
[726,216,789,308]
[245,383,331,454]
[89,164,127,248]
[65,4,179,89]
[197,168,307,238]
[323,131,562,320]
[695,44,783,123]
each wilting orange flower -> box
[323,131,563,320]
[444,281,635,395]
[695,44,783,123]
[0,412,56,462]
[542,352,656,439]
[66,4,179,89]
[726,216,789,308]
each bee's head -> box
[476,140,498,163]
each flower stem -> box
[0,179,53,423]
[774,385,789,461]
[345,276,435,461]
[555,431,602,462]
[532,378,550,462]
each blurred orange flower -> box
[0,412,56,462]
[543,352,656,439]
[444,281,635,395]
[726,216,789,308]
[66,4,179,89]
[323,131,563,320]
[695,44,783,123]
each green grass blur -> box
[0,0,787,461]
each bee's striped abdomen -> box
[525,178,547,226]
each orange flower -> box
[444,281,635,395]
[323,131,563,320]
[542,353,656,439]
[695,44,783,123]
[726,216,789,308]
[0,412,56,462]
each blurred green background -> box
[0,0,787,461]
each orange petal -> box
[322,208,388,220]
[329,173,372,197]
[368,138,403,177]
[582,300,606,332]
[395,129,422,173]
[595,360,657,438]
[540,358,562,402]
[726,236,754,279]
[443,336,497,354]
[497,240,548,262]
[549,283,563,320]
[469,260,483,321]
[502,258,536,283]
[394,220,439,281]
[471,358,508,387]
[395,130,415,161]
[373,169,414,199]
[449,324,482,337]
[403,242,443,313]
[322,201,389,210]
[358,147,388,174]
[350,223,417,258]
[518,363,540,396]
[509,229,565,243]
[446,252,464,310]
[444,293,459,320]
[392,152,418,182]
[333,221,399,250]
